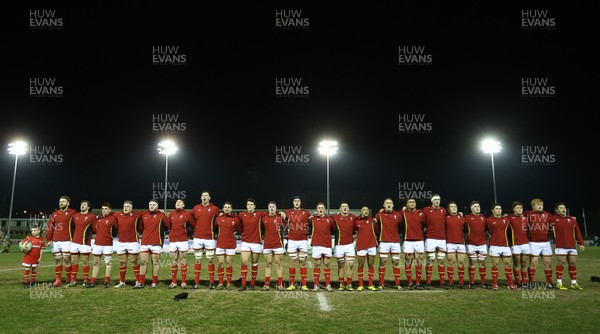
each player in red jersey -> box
[309,202,335,292]
[402,198,426,290]
[525,198,554,288]
[423,194,447,288]
[465,201,490,289]
[486,204,516,290]
[508,201,530,289]
[168,199,196,289]
[354,206,379,291]
[68,200,96,287]
[285,195,311,291]
[191,191,220,289]
[445,201,467,289]
[46,195,77,287]
[21,225,45,288]
[89,203,116,288]
[552,203,585,290]
[261,201,286,291]
[238,198,267,291]
[113,200,143,288]
[135,199,170,289]
[374,197,403,291]
[215,202,241,290]
[332,201,358,291]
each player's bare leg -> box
[170,252,179,288]
[274,254,283,290]
[69,253,80,286]
[344,255,354,290]
[91,255,101,287]
[392,253,402,290]
[378,253,389,290]
[150,253,160,287]
[455,252,466,288]
[216,254,226,290]
[135,251,150,288]
[566,253,582,290]
[239,251,251,290]
[542,255,554,288]
[225,254,234,290]
[337,257,346,290]
[206,249,216,289]
[250,252,260,290]
[263,253,273,290]
[81,253,91,286]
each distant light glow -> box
[8,141,28,155]
[157,140,177,155]
[318,140,338,156]
[481,139,501,154]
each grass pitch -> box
[1,247,599,333]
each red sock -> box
[544,269,552,283]
[265,276,270,286]
[241,265,248,286]
[379,267,386,286]
[71,264,79,282]
[568,266,577,281]
[528,267,536,283]
[346,277,352,286]
[30,269,37,283]
[358,267,364,286]
[153,275,158,284]
[393,267,401,286]
[171,265,178,284]
[521,269,528,285]
[277,276,283,286]
[458,266,465,285]
[209,263,215,284]
[66,266,72,282]
[438,265,445,284]
[119,266,126,282]
[24,269,31,284]
[104,275,110,284]
[300,267,307,286]
[405,265,413,284]
[226,267,232,285]
[251,263,258,285]
[194,263,201,284]
[368,267,375,286]
[555,265,564,280]
[83,265,90,283]
[426,265,433,284]
[514,269,521,284]
[416,265,422,285]
[218,267,224,285]
[313,268,321,285]
[289,267,296,286]
[140,275,146,285]
[491,267,498,286]
[91,277,97,284]
[468,267,475,284]
[133,265,140,282]
[479,267,487,284]
[505,267,513,285]
[324,268,331,286]
[181,264,187,283]
[447,266,454,285]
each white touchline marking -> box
[317,292,332,311]
[0,264,53,272]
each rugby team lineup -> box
[19,192,585,293]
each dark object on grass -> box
[174,292,189,301]
[591,276,600,282]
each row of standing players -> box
[21,192,585,292]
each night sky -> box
[1,1,599,233]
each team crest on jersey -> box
[180,215,183,219]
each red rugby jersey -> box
[374,210,402,243]
[445,214,466,244]
[309,215,334,248]
[354,215,378,251]
[332,213,357,246]
[216,214,242,249]
[552,215,584,249]
[508,214,529,246]
[72,212,96,246]
[262,214,285,249]
[169,209,196,243]
[114,211,143,243]
[423,206,447,239]
[402,209,425,241]
[465,213,487,246]
[486,216,510,247]
[192,203,220,240]
[285,208,311,241]
[140,211,170,246]
[239,211,267,244]
[46,208,77,242]
[22,235,45,264]
[93,213,117,246]
[524,210,552,242]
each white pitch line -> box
[0,265,53,272]
[316,293,332,311]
